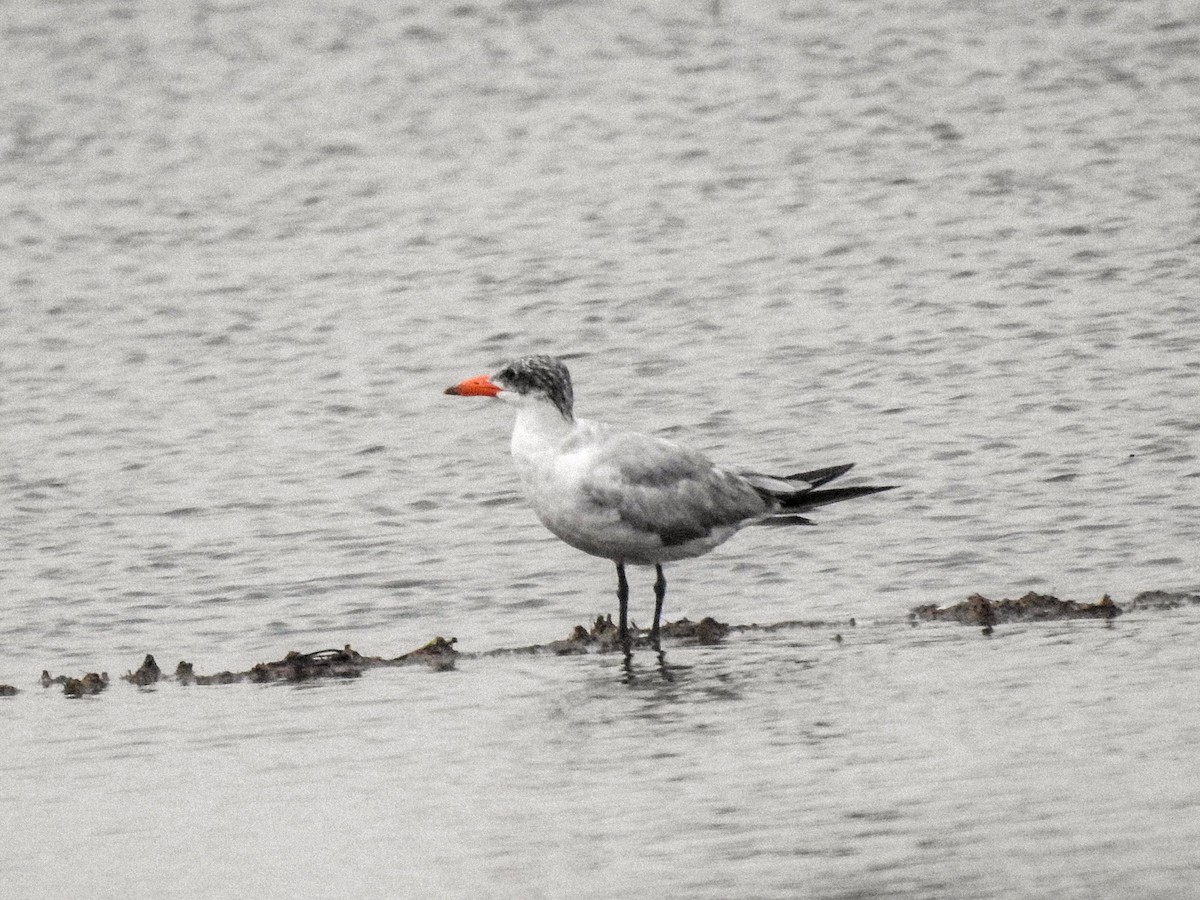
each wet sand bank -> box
[15,590,1197,699]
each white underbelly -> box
[534,497,739,565]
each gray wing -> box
[577,428,769,546]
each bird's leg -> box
[651,564,667,648]
[615,562,630,646]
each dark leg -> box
[616,562,630,645]
[651,564,666,648]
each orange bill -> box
[444,374,501,397]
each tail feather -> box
[776,483,895,513]
[748,462,895,523]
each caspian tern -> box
[445,355,894,647]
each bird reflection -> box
[621,647,680,686]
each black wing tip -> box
[783,463,855,487]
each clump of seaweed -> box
[910,592,1121,630]
[497,615,732,656]
[661,616,730,644]
[1127,590,1200,610]
[39,637,458,697]
[52,673,109,697]
[208,638,460,684]
[41,669,111,696]
[124,654,162,686]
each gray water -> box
[3,0,1199,896]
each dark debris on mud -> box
[39,638,460,697]
[31,618,752,697]
[910,591,1121,632]
[488,614,734,656]
[21,590,1197,697]
[1126,589,1200,610]
[40,670,110,697]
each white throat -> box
[508,395,575,456]
[501,395,573,505]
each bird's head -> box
[445,355,575,420]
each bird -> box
[445,355,894,648]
